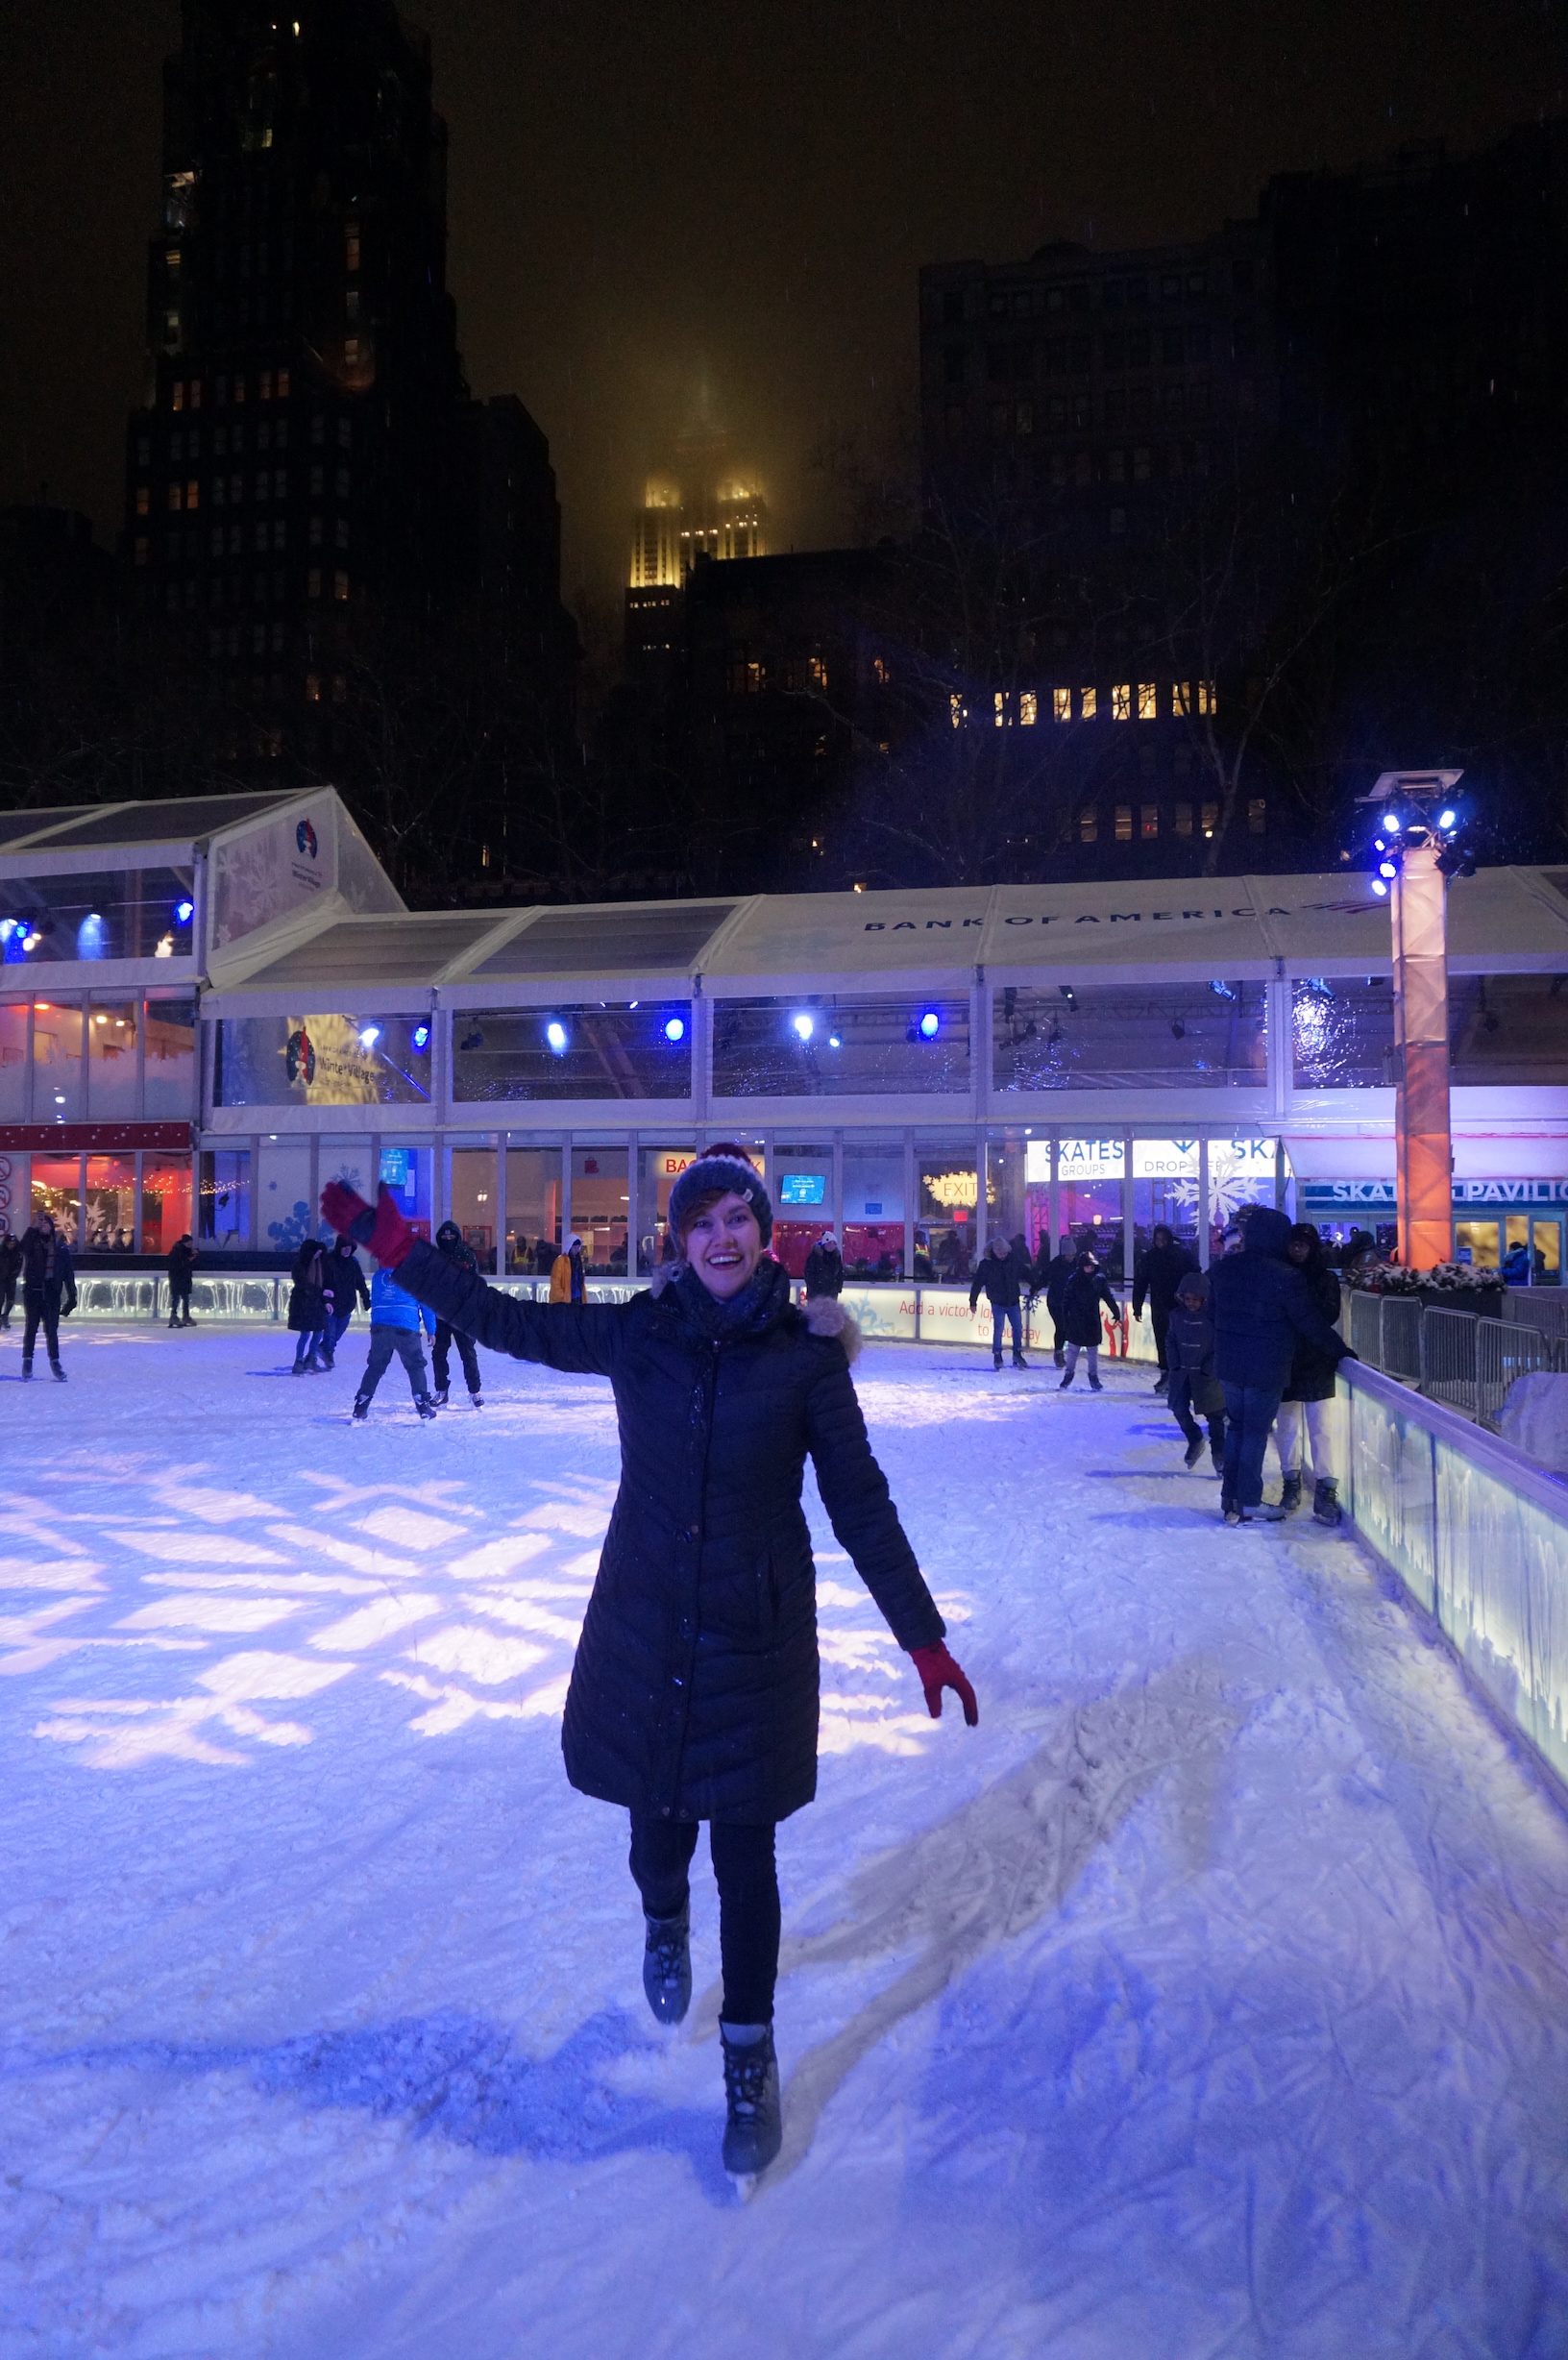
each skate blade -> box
[727,2171,759,2202]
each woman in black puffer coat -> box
[1058,1250,1121,1391]
[321,1144,976,2179]
[1275,1222,1345,1524]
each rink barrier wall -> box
[65,1272,1160,1361]
[1339,1358,1568,1792]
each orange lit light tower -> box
[1362,770,1474,1270]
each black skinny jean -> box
[432,1320,480,1395]
[628,1815,780,2027]
[21,1288,61,1363]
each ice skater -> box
[1275,1223,1344,1524]
[351,1263,438,1421]
[1058,1248,1119,1390]
[166,1234,197,1327]
[431,1221,484,1407]
[18,1212,75,1380]
[1133,1221,1198,1394]
[321,1235,369,1366]
[970,1231,1028,1367]
[286,1236,331,1373]
[322,1143,977,2180]
[1164,1271,1226,1472]
[1,1228,23,1328]
[1209,1207,1353,1526]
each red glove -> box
[911,1641,978,1727]
[320,1181,416,1270]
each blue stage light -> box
[919,1010,941,1039]
[358,1024,381,1048]
[411,1024,430,1051]
[663,1016,686,1042]
[792,1012,815,1041]
[546,1020,569,1053]
[175,899,194,923]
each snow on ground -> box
[3,1315,1568,2359]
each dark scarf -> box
[668,1256,794,1344]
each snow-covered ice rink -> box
[4,1317,1568,2359]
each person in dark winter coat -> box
[1133,1223,1198,1393]
[322,1142,977,2180]
[286,1237,331,1373]
[1275,1223,1345,1524]
[969,1235,1028,1368]
[166,1235,198,1327]
[802,1232,844,1300]
[0,1230,21,1329]
[551,1235,586,1302]
[322,1237,370,1365]
[1040,1239,1077,1367]
[353,1266,437,1418]
[1164,1272,1227,1472]
[1207,1205,1353,1525]
[1058,1250,1120,1390]
[431,1220,484,1406]
[19,1215,75,1379]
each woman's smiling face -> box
[683,1192,764,1299]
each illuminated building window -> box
[1112,683,1131,721]
[344,338,359,365]
[808,654,827,687]
[1175,802,1193,836]
[333,570,350,602]
[1079,807,1098,843]
[1052,687,1071,723]
[872,656,889,684]
[171,381,185,412]
[135,486,150,517]
[307,568,322,600]
[1019,691,1038,725]
[346,225,361,272]
[233,375,246,405]
[1140,804,1159,838]
[1174,680,1192,715]
[1197,678,1217,715]
[1115,805,1133,841]
[185,479,199,510]
[1248,798,1266,835]
[1138,681,1157,720]
[1080,686,1097,720]
[994,692,1006,727]
[1201,801,1218,838]
[304,673,321,704]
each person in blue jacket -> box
[352,1264,438,1422]
[1207,1204,1353,1525]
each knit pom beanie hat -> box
[667,1143,773,1248]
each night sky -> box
[1,0,1561,616]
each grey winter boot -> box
[1312,1477,1342,1527]
[1279,1471,1304,1515]
[721,2024,782,2178]
[642,1907,692,2026]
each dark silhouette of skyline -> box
[2,0,1562,609]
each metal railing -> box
[1349,1288,1568,1431]
[1504,1290,1568,1354]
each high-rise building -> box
[625,406,770,676]
[123,0,571,774]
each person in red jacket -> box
[322,1144,977,2183]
